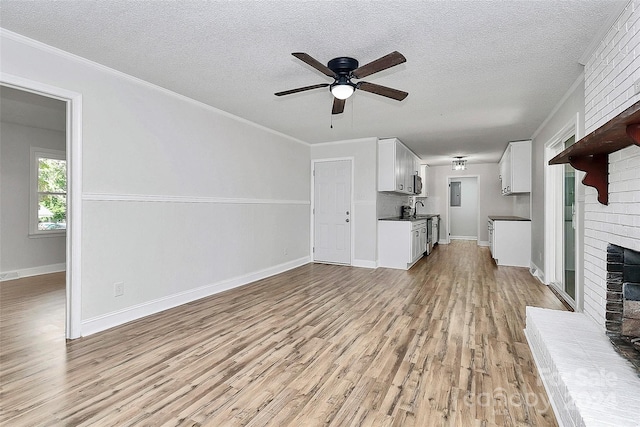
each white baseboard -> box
[352,259,377,269]
[529,261,545,284]
[81,256,310,336]
[477,240,490,247]
[0,263,66,281]
[449,236,478,241]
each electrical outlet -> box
[114,282,124,297]
[634,78,640,95]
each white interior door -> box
[313,160,351,264]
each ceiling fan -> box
[275,51,408,115]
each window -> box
[31,148,66,235]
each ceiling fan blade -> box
[357,81,408,101]
[275,83,329,96]
[352,51,406,79]
[292,52,336,77]
[332,97,345,115]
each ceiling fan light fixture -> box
[277,51,407,113]
[331,83,355,100]
[452,156,467,171]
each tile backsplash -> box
[377,193,410,218]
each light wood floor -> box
[1,241,566,426]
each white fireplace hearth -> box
[525,307,640,427]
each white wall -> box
[425,163,514,244]
[1,31,311,334]
[582,0,640,328]
[513,194,531,219]
[310,137,377,267]
[449,177,478,239]
[0,121,66,274]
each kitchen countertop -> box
[488,215,531,221]
[379,214,440,222]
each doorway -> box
[447,176,479,242]
[545,130,579,309]
[0,75,83,339]
[312,159,352,265]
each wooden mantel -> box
[548,100,640,205]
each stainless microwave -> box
[413,174,423,194]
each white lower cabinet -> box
[419,224,427,257]
[378,220,427,270]
[488,218,531,267]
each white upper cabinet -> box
[378,138,421,195]
[499,140,531,195]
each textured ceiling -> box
[0,0,626,165]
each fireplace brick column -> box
[606,244,640,352]
[623,246,640,337]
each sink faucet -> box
[414,200,424,217]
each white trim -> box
[544,117,581,311]
[0,263,66,281]
[477,240,490,247]
[449,236,478,241]
[82,193,310,205]
[81,256,310,336]
[310,157,355,266]
[544,133,567,287]
[1,72,84,340]
[0,29,308,148]
[529,261,545,284]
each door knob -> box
[345,218,350,223]
[346,211,349,215]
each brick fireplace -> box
[606,244,640,371]
[581,0,640,334]
[525,2,640,425]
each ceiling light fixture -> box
[330,75,355,100]
[452,156,467,171]
[331,84,354,100]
